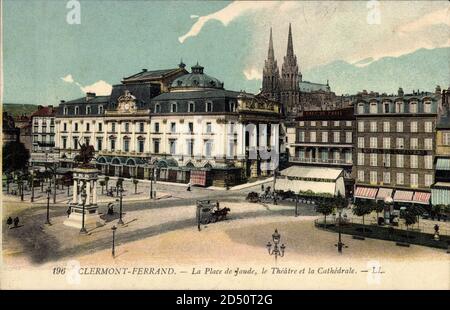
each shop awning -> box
[276,177,336,196]
[412,192,431,205]
[354,186,378,199]
[431,183,450,205]
[393,190,414,203]
[436,158,450,170]
[376,188,393,200]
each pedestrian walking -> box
[6,217,13,228]
[261,184,264,192]
[13,217,19,228]
[434,224,439,234]
[66,207,71,218]
[187,182,191,191]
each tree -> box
[374,200,385,224]
[315,202,334,226]
[116,177,124,196]
[132,178,139,194]
[352,200,373,235]
[409,204,425,228]
[2,141,30,174]
[403,208,417,242]
[334,193,347,210]
[99,180,106,194]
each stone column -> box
[93,180,97,205]
[86,180,91,205]
[73,179,78,203]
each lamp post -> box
[111,225,117,258]
[18,177,24,201]
[150,166,154,199]
[334,208,348,253]
[272,168,278,205]
[295,195,299,217]
[266,229,286,262]
[45,187,51,225]
[80,186,88,234]
[118,184,124,225]
[31,171,35,202]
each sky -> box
[2,0,450,105]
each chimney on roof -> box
[142,68,148,72]
[60,100,66,104]
[86,92,96,101]
[398,87,404,96]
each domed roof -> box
[171,63,224,90]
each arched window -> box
[206,101,213,112]
[395,101,403,113]
[188,102,195,112]
[357,103,365,114]
[155,103,161,113]
[409,101,418,113]
[63,107,68,115]
[171,102,177,113]
[369,102,377,114]
[74,106,79,115]
[86,105,91,114]
[98,105,104,114]
[424,101,432,113]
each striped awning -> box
[354,186,378,199]
[393,190,414,203]
[376,188,393,200]
[431,187,450,205]
[412,192,431,205]
[436,158,450,170]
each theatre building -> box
[353,87,441,207]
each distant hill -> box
[2,103,39,117]
[303,47,450,95]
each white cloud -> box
[180,1,450,72]
[395,8,450,34]
[80,80,112,96]
[179,1,277,43]
[61,74,74,83]
[243,67,262,80]
[61,74,112,96]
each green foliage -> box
[315,202,334,217]
[3,103,38,117]
[2,141,30,173]
[352,201,373,218]
[299,190,333,198]
[403,209,417,227]
[374,200,384,214]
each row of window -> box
[296,150,353,163]
[357,101,433,114]
[61,120,220,135]
[154,101,227,113]
[357,121,434,133]
[298,120,353,127]
[357,153,433,169]
[33,126,55,133]
[357,137,433,150]
[297,131,352,143]
[63,105,104,115]
[32,135,54,143]
[33,119,55,126]
[357,170,433,187]
[61,137,225,157]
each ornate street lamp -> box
[80,186,88,234]
[266,229,286,262]
[45,187,52,225]
[335,207,348,253]
[111,225,117,258]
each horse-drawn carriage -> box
[196,200,231,226]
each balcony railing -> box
[289,156,352,165]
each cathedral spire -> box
[286,23,294,57]
[268,27,275,60]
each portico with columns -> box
[64,167,104,229]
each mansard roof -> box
[152,89,240,101]
[122,66,188,83]
[63,95,110,105]
[108,83,160,109]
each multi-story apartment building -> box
[30,106,57,167]
[354,87,441,207]
[54,63,281,186]
[287,107,355,195]
[56,94,109,168]
[431,112,450,206]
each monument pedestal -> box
[64,167,105,230]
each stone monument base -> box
[64,204,105,230]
